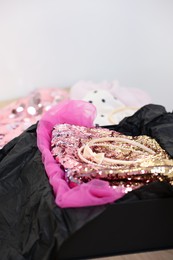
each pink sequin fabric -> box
[51,124,173,190]
[0,88,69,148]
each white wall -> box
[0,0,173,110]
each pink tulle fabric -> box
[37,100,126,208]
[70,80,151,107]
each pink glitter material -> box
[51,124,171,189]
[0,88,69,148]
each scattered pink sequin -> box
[0,88,69,148]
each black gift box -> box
[58,197,173,260]
[1,104,173,260]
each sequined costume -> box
[51,123,173,190]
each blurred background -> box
[0,0,173,110]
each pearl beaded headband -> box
[78,136,155,166]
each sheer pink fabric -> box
[37,100,126,208]
[70,80,151,107]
